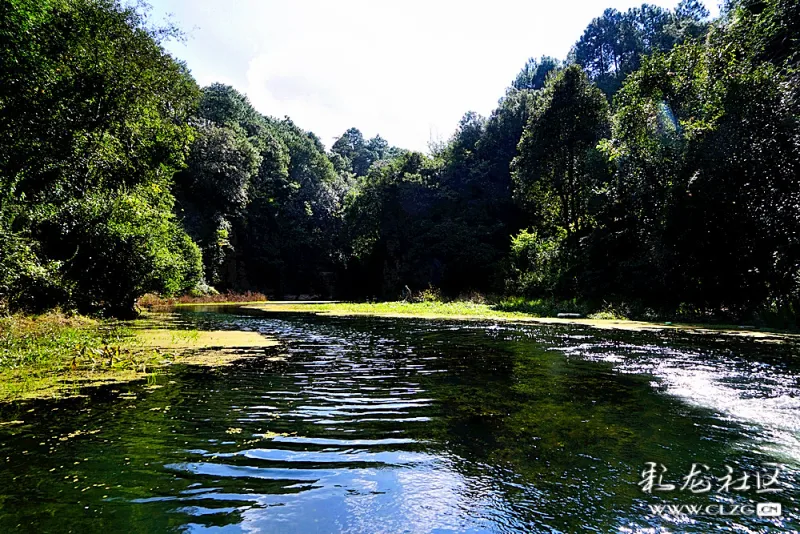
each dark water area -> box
[0,307,799,533]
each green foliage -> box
[511,56,561,91]
[2,0,799,325]
[582,0,800,319]
[331,128,403,177]
[0,222,66,312]
[0,311,130,370]
[508,229,566,296]
[415,286,443,303]
[344,89,539,300]
[184,124,261,214]
[52,190,202,316]
[571,2,710,96]
[341,152,441,297]
[513,65,611,241]
[0,0,202,317]
[244,117,346,296]
[493,296,591,317]
[176,118,261,286]
[173,83,349,295]
[0,0,198,201]
[198,82,265,134]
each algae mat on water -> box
[132,328,280,367]
[0,315,279,403]
[133,328,278,351]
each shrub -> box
[55,191,203,317]
[507,228,566,296]
[0,223,68,313]
[414,286,443,303]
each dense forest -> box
[1,0,799,323]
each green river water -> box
[0,306,797,532]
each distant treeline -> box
[1,0,799,322]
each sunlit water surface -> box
[0,308,798,533]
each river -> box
[0,306,798,532]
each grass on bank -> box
[242,299,635,322]
[176,288,790,333]
[240,297,626,321]
[0,311,278,403]
[0,312,143,402]
[243,298,798,339]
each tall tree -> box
[513,65,611,243]
[590,0,800,316]
[177,123,261,286]
[331,127,370,176]
[572,3,710,96]
[512,56,561,91]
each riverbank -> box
[4,300,793,403]
[242,300,799,341]
[0,312,278,403]
[137,291,269,309]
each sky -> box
[148,0,720,153]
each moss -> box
[130,328,279,368]
[0,364,162,403]
[133,329,277,350]
[0,313,279,403]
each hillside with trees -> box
[1,0,799,324]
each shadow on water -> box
[0,307,798,532]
